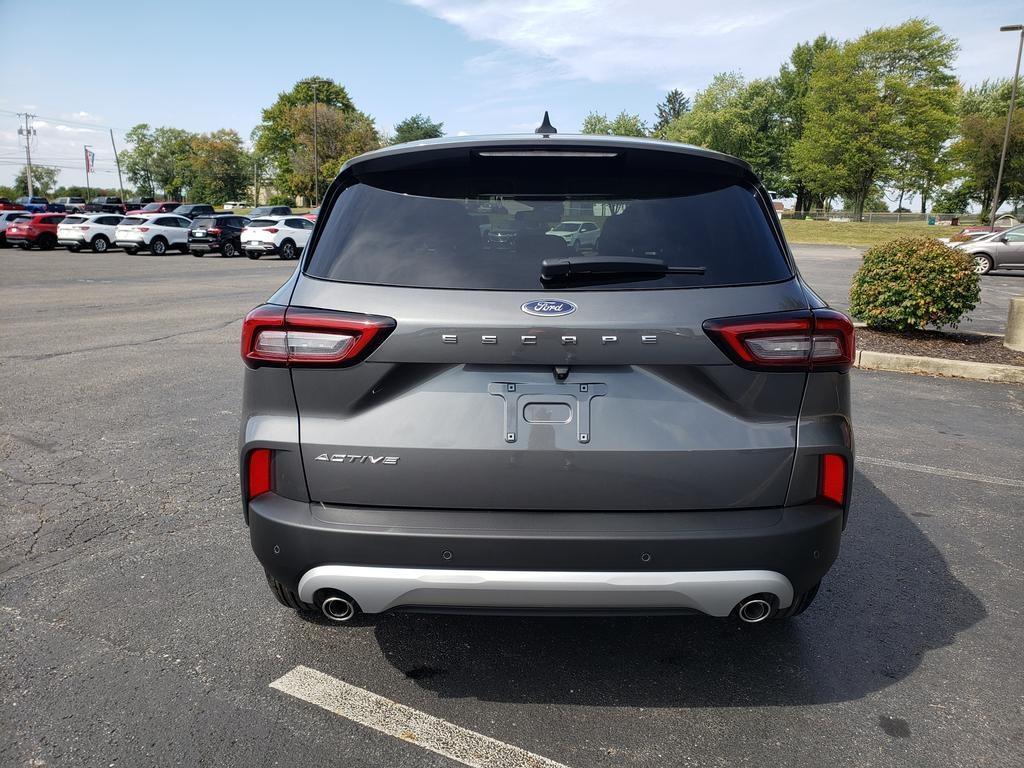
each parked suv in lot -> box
[189,213,250,257]
[173,203,215,220]
[240,134,855,626]
[5,213,65,249]
[57,213,123,252]
[115,214,191,254]
[241,215,312,259]
[0,210,27,246]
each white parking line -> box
[271,665,571,768]
[859,456,1024,489]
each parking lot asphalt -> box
[792,244,1023,334]
[2,248,1023,768]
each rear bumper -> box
[244,242,277,253]
[299,564,794,615]
[249,494,843,615]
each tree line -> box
[582,19,1023,221]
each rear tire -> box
[67,243,81,253]
[221,241,236,258]
[279,240,296,260]
[92,235,109,253]
[246,251,260,260]
[150,237,168,255]
[192,250,204,257]
[39,234,56,251]
[125,246,139,255]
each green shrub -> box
[268,193,293,207]
[849,237,980,330]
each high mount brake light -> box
[241,304,396,367]
[702,309,855,372]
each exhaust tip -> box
[320,595,357,623]
[737,597,773,623]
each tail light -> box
[80,226,90,231]
[820,453,848,506]
[703,309,855,372]
[207,227,221,235]
[247,448,272,500]
[266,227,279,234]
[241,304,396,367]
[139,226,150,232]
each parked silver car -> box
[956,225,1024,274]
[239,133,855,626]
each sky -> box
[0,0,1019,190]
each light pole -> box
[83,144,93,199]
[990,24,1024,226]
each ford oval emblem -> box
[521,299,577,317]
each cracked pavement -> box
[1,248,1022,768]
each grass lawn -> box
[781,219,947,247]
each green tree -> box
[283,104,380,200]
[652,89,690,137]
[950,80,1024,220]
[791,20,958,221]
[14,165,60,195]
[663,73,790,192]
[120,123,158,197]
[121,124,195,199]
[931,185,972,214]
[581,111,648,137]
[186,129,250,205]
[391,113,444,144]
[777,35,838,213]
[253,77,356,197]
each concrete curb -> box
[856,350,1024,384]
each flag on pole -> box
[85,147,95,173]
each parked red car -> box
[5,213,66,250]
[0,198,25,211]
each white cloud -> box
[407,0,1012,89]
[408,0,798,87]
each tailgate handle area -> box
[488,382,607,444]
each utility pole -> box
[312,80,319,207]
[110,129,126,203]
[991,24,1024,226]
[83,144,93,199]
[17,113,36,196]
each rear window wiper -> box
[540,256,705,282]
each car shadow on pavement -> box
[371,472,986,706]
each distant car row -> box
[0,211,314,259]
[0,195,300,218]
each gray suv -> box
[239,133,855,625]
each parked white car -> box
[115,214,192,255]
[0,210,27,247]
[242,215,314,260]
[545,220,601,251]
[57,213,124,253]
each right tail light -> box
[703,309,855,372]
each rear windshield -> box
[120,217,147,226]
[247,218,278,228]
[14,216,32,223]
[63,216,88,225]
[306,182,790,290]
[192,217,218,228]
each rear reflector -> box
[247,448,272,499]
[820,453,847,506]
[241,304,396,367]
[703,309,855,372]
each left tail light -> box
[247,448,272,500]
[703,309,855,372]
[241,304,397,367]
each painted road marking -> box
[859,456,1024,489]
[271,665,571,768]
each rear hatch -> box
[115,217,149,241]
[242,219,279,247]
[189,216,223,244]
[282,145,811,511]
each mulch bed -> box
[857,328,1024,367]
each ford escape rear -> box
[239,132,854,624]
